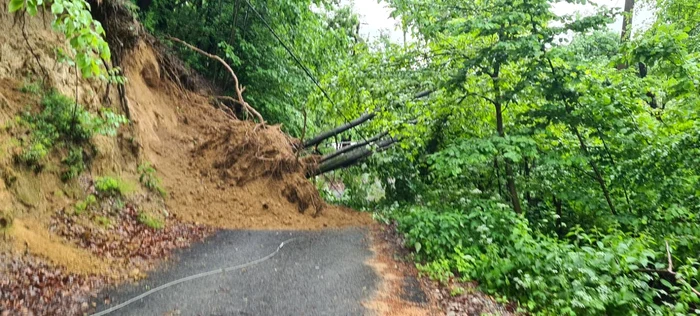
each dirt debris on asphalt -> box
[365,224,440,316]
[370,222,516,316]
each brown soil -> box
[365,224,441,316]
[10,219,110,276]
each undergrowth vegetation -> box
[72,173,165,231]
[395,204,699,314]
[13,88,127,180]
[73,194,97,215]
[138,162,166,198]
[95,176,134,197]
[137,211,164,230]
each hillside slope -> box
[0,2,369,313]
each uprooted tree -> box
[299,90,433,177]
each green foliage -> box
[15,142,50,167]
[9,0,112,79]
[449,286,465,297]
[20,80,43,94]
[61,147,85,180]
[395,204,694,315]
[95,176,133,197]
[313,0,700,314]
[74,194,97,215]
[95,215,112,227]
[137,212,163,230]
[14,89,127,178]
[137,162,166,198]
[113,197,125,210]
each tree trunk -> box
[524,157,533,207]
[303,90,432,149]
[320,131,388,163]
[495,101,522,213]
[494,157,503,197]
[303,113,376,149]
[309,137,397,177]
[493,61,522,214]
[597,128,633,213]
[572,126,617,215]
[620,0,635,41]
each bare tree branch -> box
[167,36,265,124]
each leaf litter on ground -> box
[0,204,212,314]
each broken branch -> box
[320,131,389,163]
[167,36,265,124]
[638,241,700,298]
[665,240,673,273]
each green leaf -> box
[660,279,673,288]
[25,0,37,15]
[9,0,25,12]
[51,1,64,14]
[503,151,521,163]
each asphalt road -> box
[93,228,378,316]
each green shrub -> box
[450,286,465,297]
[61,148,85,181]
[74,194,97,215]
[137,212,164,230]
[19,80,42,94]
[95,176,133,197]
[114,198,125,210]
[137,162,167,198]
[95,215,112,228]
[394,204,698,315]
[16,142,50,167]
[14,89,127,177]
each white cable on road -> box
[91,238,299,316]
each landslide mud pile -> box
[122,41,370,229]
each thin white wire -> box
[91,238,299,316]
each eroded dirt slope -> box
[122,41,371,229]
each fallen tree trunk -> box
[308,137,398,177]
[303,90,433,149]
[414,90,433,99]
[320,131,389,163]
[303,113,376,148]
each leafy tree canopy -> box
[311,0,700,314]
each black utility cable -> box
[91,238,299,316]
[243,0,372,146]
